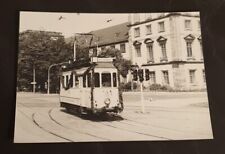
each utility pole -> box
[138,68,145,113]
[73,35,76,61]
[31,65,36,93]
[140,80,145,113]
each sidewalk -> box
[125,97,208,108]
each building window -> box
[135,45,141,57]
[203,69,206,83]
[189,70,196,84]
[162,71,169,84]
[134,27,140,37]
[120,43,126,53]
[159,42,167,61]
[110,45,115,49]
[149,71,156,84]
[158,21,165,32]
[186,41,193,57]
[133,14,140,23]
[101,46,106,51]
[146,43,154,62]
[93,47,97,56]
[185,20,191,30]
[146,24,152,35]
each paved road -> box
[14,92,213,143]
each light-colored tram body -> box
[59,58,123,114]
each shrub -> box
[149,84,162,90]
[121,81,137,91]
[149,83,172,91]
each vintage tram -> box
[59,58,123,115]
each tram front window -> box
[87,73,91,87]
[102,73,111,87]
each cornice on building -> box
[141,60,204,67]
[128,13,200,27]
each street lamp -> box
[47,61,71,94]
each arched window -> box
[133,41,142,57]
[144,38,154,63]
[184,34,195,59]
[157,36,167,62]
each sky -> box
[19,11,129,37]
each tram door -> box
[79,74,91,108]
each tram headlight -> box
[104,98,111,106]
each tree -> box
[98,47,131,77]
[17,30,73,92]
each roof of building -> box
[89,22,130,47]
[65,22,130,48]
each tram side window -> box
[83,75,86,88]
[102,73,111,87]
[113,73,117,87]
[62,76,65,86]
[87,73,91,87]
[69,73,73,86]
[94,73,100,87]
[66,75,69,86]
[75,76,79,87]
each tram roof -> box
[61,59,116,72]
[95,62,115,68]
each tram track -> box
[48,108,110,141]
[16,100,210,142]
[17,102,111,142]
[50,108,171,141]
[31,113,74,142]
[16,102,74,142]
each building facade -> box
[128,12,205,90]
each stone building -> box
[128,12,205,90]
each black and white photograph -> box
[14,11,213,143]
